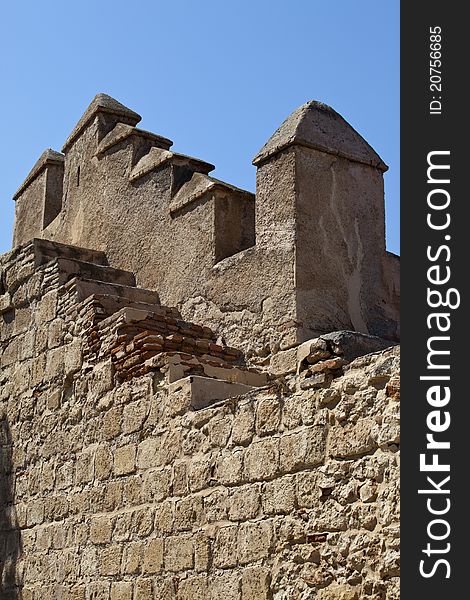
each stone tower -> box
[252,101,399,341]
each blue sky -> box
[0,1,399,256]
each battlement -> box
[10,94,399,354]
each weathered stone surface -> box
[237,521,272,564]
[280,426,326,471]
[321,330,395,361]
[269,346,297,376]
[256,397,281,435]
[142,538,164,574]
[241,566,271,600]
[114,444,137,476]
[329,418,377,459]
[244,438,279,480]
[164,536,194,571]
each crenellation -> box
[9,93,399,353]
[62,93,142,153]
[12,149,65,248]
[95,123,172,161]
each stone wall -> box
[0,240,399,599]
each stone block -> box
[103,480,123,511]
[155,501,174,535]
[89,515,113,545]
[329,417,377,459]
[215,450,243,486]
[123,475,143,505]
[209,572,242,600]
[237,520,272,564]
[174,495,204,531]
[178,576,209,599]
[134,507,155,537]
[241,566,271,600]
[164,535,194,571]
[213,525,238,568]
[1,335,19,368]
[0,292,12,314]
[136,436,160,470]
[194,531,211,572]
[46,388,61,411]
[102,406,122,440]
[188,455,213,492]
[255,397,281,435]
[94,444,113,480]
[122,399,148,434]
[169,375,255,410]
[37,290,58,323]
[134,579,154,600]
[263,475,296,514]
[122,541,143,575]
[113,511,134,543]
[99,545,122,576]
[114,443,136,476]
[45,346,65,381]
[27,498,45,526]
[64,339,82,377]
[296,471,322,508]
[228,485,260,521]
[70,586,86,600]
[74,453,93,487]
[231,403,255,446]
[280,426,326,472]
[85,582,110,600]
[171,461,188,496]
[208,414,232,447]
[19,329,35,360]
[142,537,164,574]
[154,578,178,600]
[269,347,297,376]
[141,468,172,503]
[159,429,183,464]
[48,317,64,348]
[243,438,279,481]
[89,360,114,400]
[203,488,229,523]
[111,582,134,600]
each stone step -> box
[87,293,178,319]
[33,238,108,266]
[55,257,136,287]
[69,278,161,306]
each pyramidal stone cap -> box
[253,100,388,171]
[13,148,64,200]
[62,93,142,152]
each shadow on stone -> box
[0,418,22,599]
